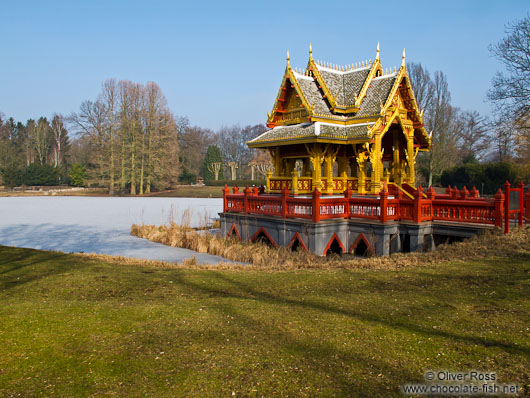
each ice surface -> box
[0,196,226,264]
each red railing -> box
[222,182,529,232]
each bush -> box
[205,179,266,187]
[441,162,520,194]
[1,167,24,188]
[69,164,86,187]
[178,170,196,185]
[23,164,59,186]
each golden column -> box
[370,136,383,194]
[405,127,416,186]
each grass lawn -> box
[147,186,223,198]
[0,246,528,397]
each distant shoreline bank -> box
[0,185,224,198]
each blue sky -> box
[0,0,528,131]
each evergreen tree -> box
[202,145,224,181]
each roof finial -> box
[376,42,380,60]
[402,48,406,67]
[287,50,290,65]
[309,43,313,57]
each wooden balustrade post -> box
[504,181,510,234]
[426,186,436,200]
[494,189,504,228]
[344,187,352,219]
[233,185,239,194]
[281,186,289,218]
[243,185,251,214]
[312,188,321,223]
[222,184,229,212]
[413,186,423,223]
[470,186,479,199]
[524,189,530,223]
[451,187,458,200]
[252,186,259,196]
[460,186,469,200]
[518,181,524,227]
[379,186,388,223]
[445,185,452,195]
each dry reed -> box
[130,222,530,270]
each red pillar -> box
[281,186,289,218]
[244,185,251,214]
[426,186,436,200]
[379,186,388,223]
[413,186,423,223]
[312,188,321,223]
[222,184,229,212]
[504,181,510,234]
[344,187,352,219]
[494,189,504,228]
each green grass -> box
[147,186,223,198]
[0,246,529,397]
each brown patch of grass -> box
[131,222,530,270]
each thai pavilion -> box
[248,43,431,196]
[220,45,517,256]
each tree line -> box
[0,114,70,187]
[0,78,268,193]
[2,14,528,193]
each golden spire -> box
[402,48,406,67]
[376,42,380,61]
[287,50,290,66]
[309,43,313,58]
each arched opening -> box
[349,233,374,257]
[250,228,277,247]
[327,239,343,255]
[290,238,301,251]
[288,232,307,252]
[353,239,369,256]
[227,224,241,241]
[254,232,273,246]
[324,233,345,256]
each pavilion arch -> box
[227,224,241,241]
[349,232,375,257]
[323,232,345,256]
[250,227,278,247]
[287,232,308,252]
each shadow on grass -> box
[172,267,530,359]
[0,246,78,291]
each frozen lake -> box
[0,196,226,264]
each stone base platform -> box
[220,212,494,256]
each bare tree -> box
[50,114,69,167]
[101,79,118,195]
[407,62,434,113]
[207,162,222,180]
[488,14,530,117]
[455,110,490,162]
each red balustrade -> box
[221,182,527,232]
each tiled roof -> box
[355,75,397,117]
[296,77,333,116]
[316,66,371,106]
[249,122,373,145]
